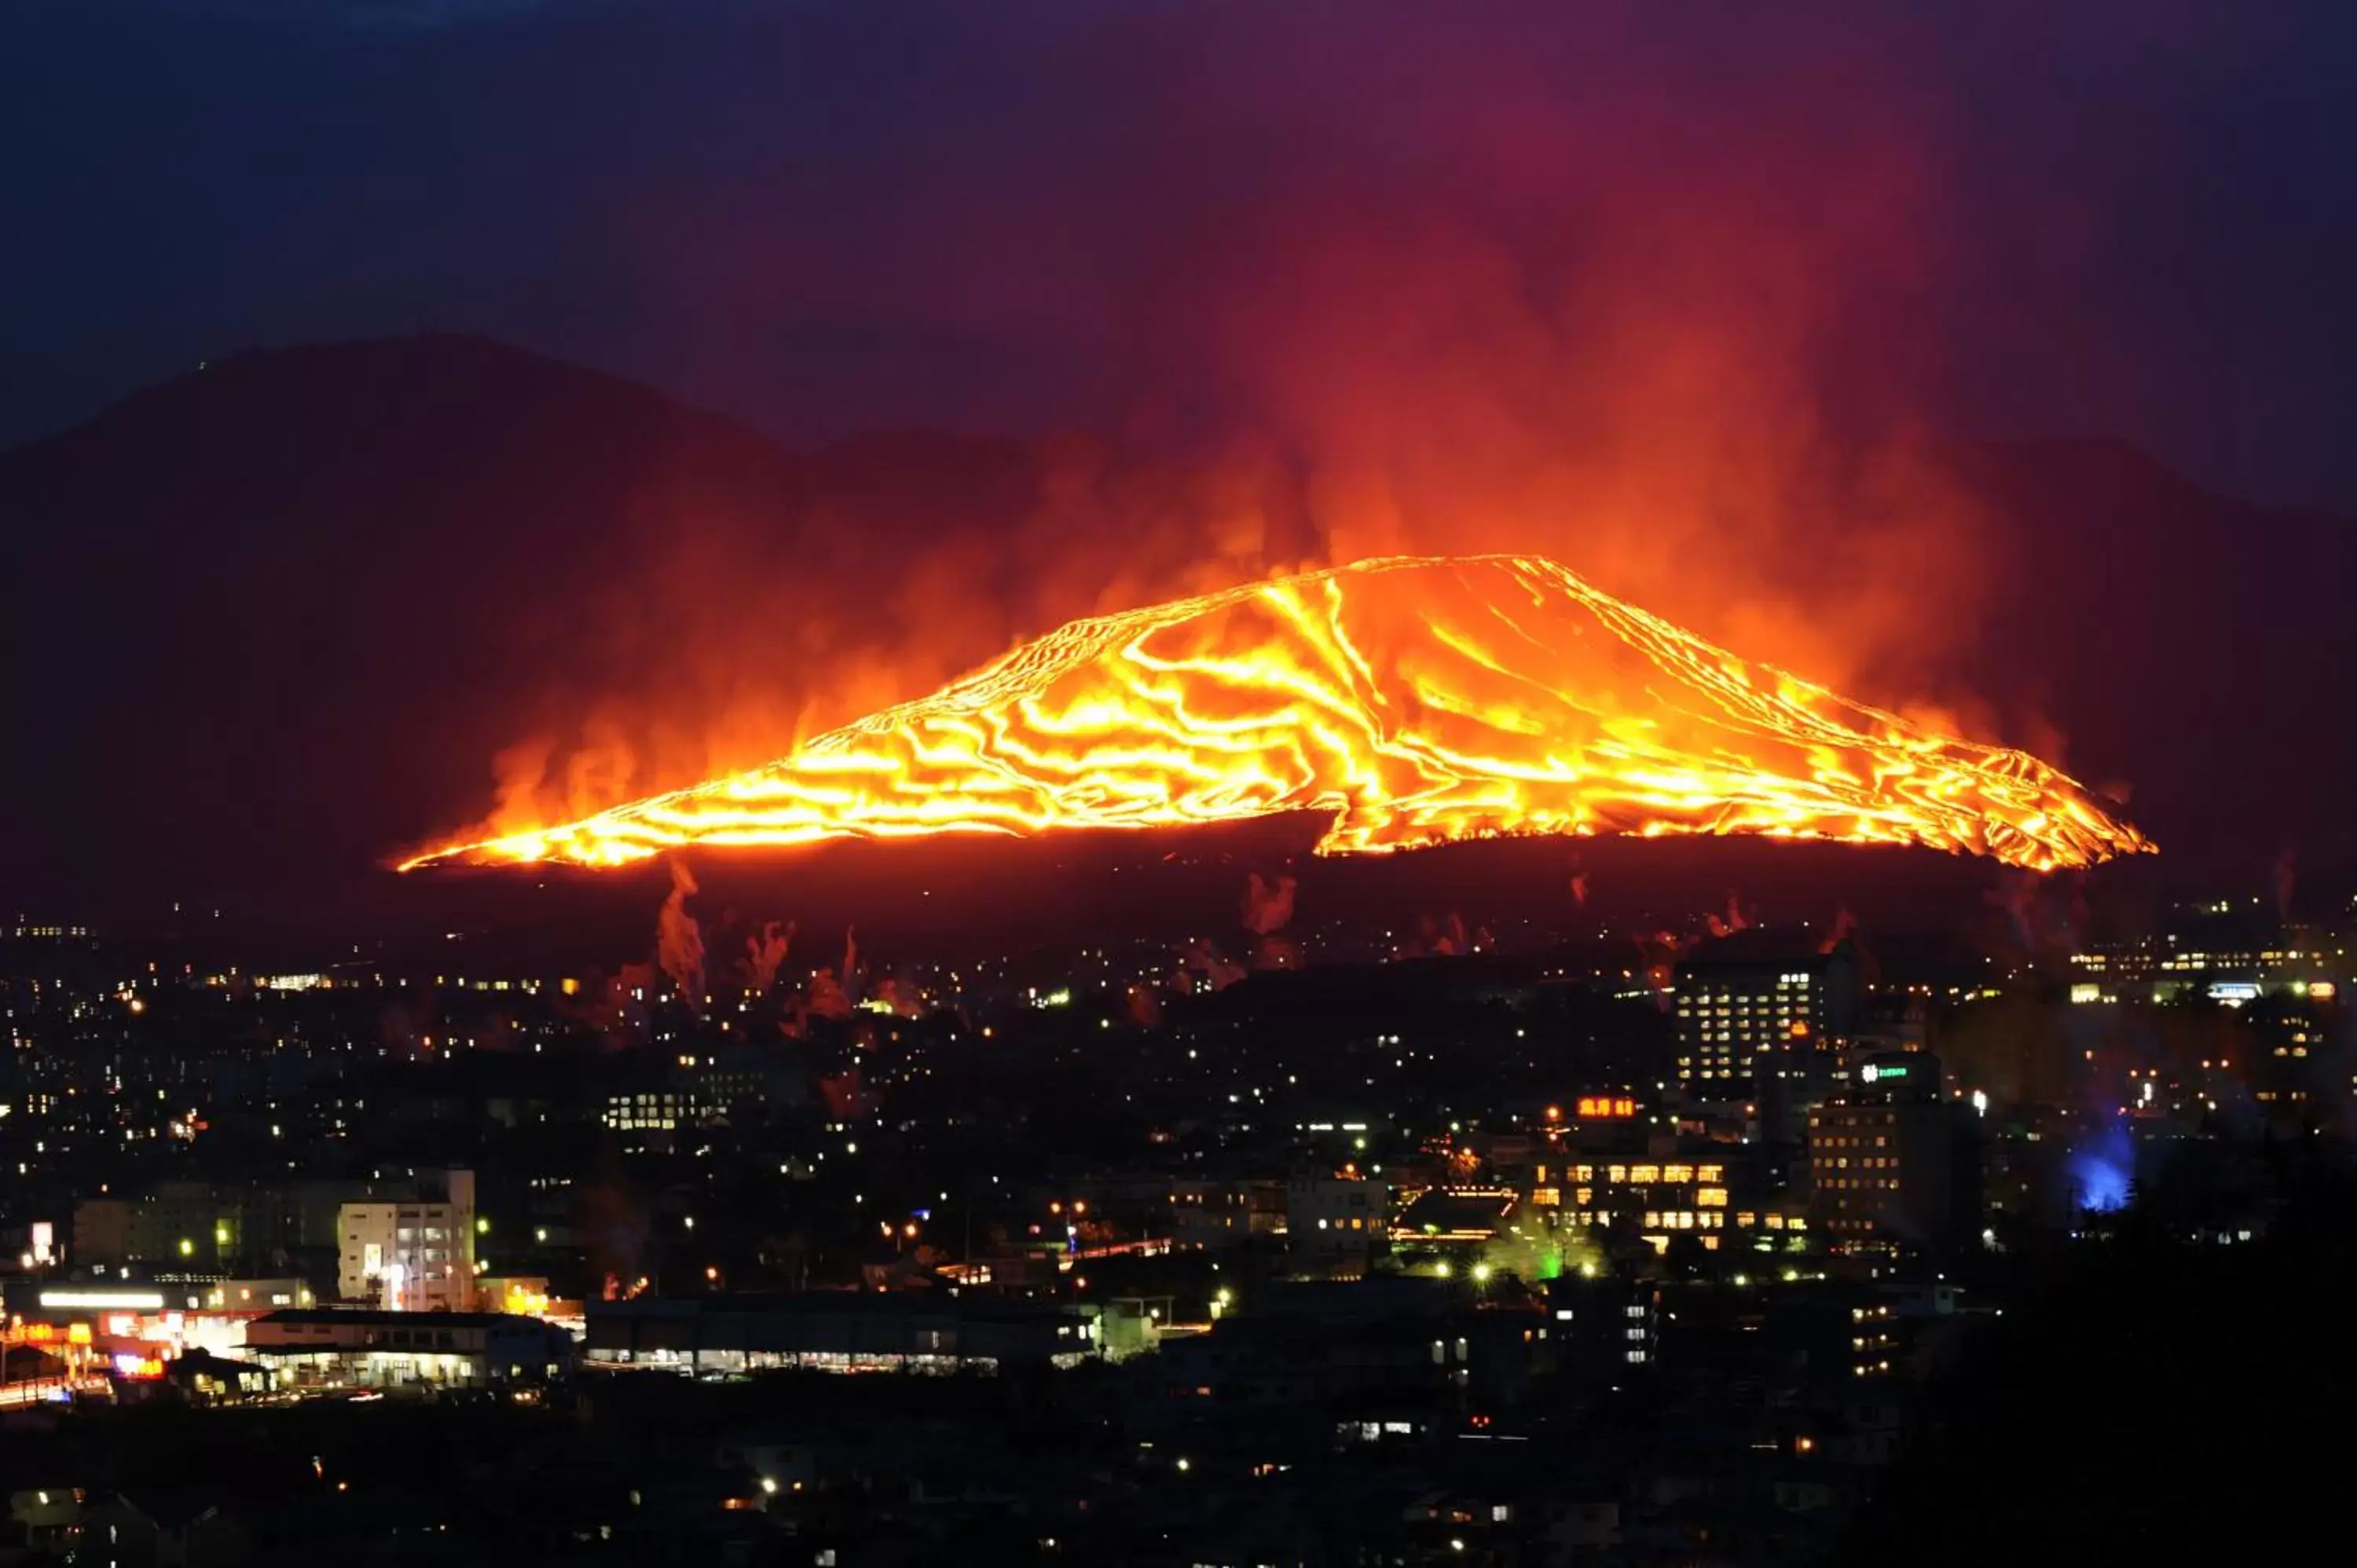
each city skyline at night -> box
[5,5,2354,1565]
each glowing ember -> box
[404,555,2150,873]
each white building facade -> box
[337,1169,476,1311]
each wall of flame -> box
[405,555,2149,874]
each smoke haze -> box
[449,4,2036,843]
[9,2,2355,915]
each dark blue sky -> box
[8,0,2357,508]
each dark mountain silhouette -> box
[1,335,2343,925]
[0,336,1054,921]
[1947,436,2357,882]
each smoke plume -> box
[1703,892,1754,940]
[1179,940,1249,993]
[1241,872,1298,936]
[655,858,705,1000]
[741,918,794,995]
[437,5,2123,852]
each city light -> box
[42,1291,166,1311]
[0,20,2333,1558]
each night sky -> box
[8,0,2357,509]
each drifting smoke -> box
[560,963,654,1053]
[793,926,862,1024]
[654,859,705,1000]
[1637,890,1758,1006]
[1241,873,1298,936]
[1985,868,2093,958]
[1703,892,1754,940]
[741,918,794,995]
[1635,933,1692,1009]
[414,8,2183,857]
[803,971,849,1022]
[868,976,923,1018]
[1816,907,1880,987]
[1570,868,1591,908]
[1241,871,1302,971]
[1180,940,1249,992]
[1393,912,1485,961]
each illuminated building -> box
[1546,1160,1754,1251]
[2131,906,2352,1004]
[604,1086,692,1134]
[478,1273,557,1319]
[586,1294,1100,1375]
[1285,1176,1387,1277]
[337,1168,477,1311]
[1392,1185,1518,1247]
[1545,1276,1659,1374]
[603,1049,797,1140]
[1673,943,1858,1099]
[1534,1090,1654,1160]
[1163,1180,1275,1248]
[165,1348,278,1404]
[2066,940,2157,1003]
[1849,1299,1899,1378]
[244,1308,572,1390]
[1807,1054,1976,1254]
[193,1277,316,1313]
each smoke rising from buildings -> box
[741,919,794,996]
[1241,874,1298,938]
[655,859,705,1000]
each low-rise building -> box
[1287,1176,1387,1267]
[585,1293,1097,1376]
[244,1308,572,1390]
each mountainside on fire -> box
[2,335,2346,920]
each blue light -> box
[2069,1119,2133,1213]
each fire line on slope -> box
[403,555,2150,874]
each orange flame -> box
[403,555,2150,873]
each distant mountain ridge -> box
[2,335,2344,918]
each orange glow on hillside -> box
[404,555,2149,874]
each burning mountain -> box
[405,554,2150,874]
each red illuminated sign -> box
[1575,1095,1638,1119]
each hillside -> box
[2,336,2344,919]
